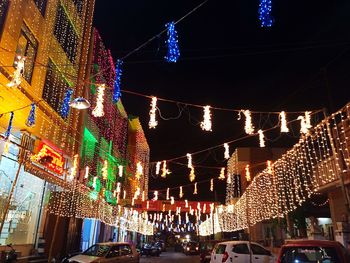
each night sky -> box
[93,0,350,202]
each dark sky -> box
[93,0,350,202]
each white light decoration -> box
[171,196,175,205]
[298,116,308,134]
[305,111,312,129]
[189,167,196,182]
[161,160,171,178]
[187,153,193,168]
[245,164,251,182]
[194,183,198,195]
[102,160,108,180]
[239,109,254,135]
[227,173,232,184]
[166,188,170,200]
[134,187,141,199]
[179,186,184,198]
[116,182,121,193]
[93,176,97,189]
[210,179,214,192]
[123,190,126,199]
[153,191,159,201]
[149,96,158,129]
[280,111,289,133]
[69,154,79,181]
[84,166,89,179]
[147,201,150,210]
[200,105,212,131]
[224,143,230,159]
[92,84,106,117]
[142,191,145,202]
[185,200,188,208]
[219,168,226,180]
[118,165,123,177]
[7,56,25,88]
[136,162,143,179]
[156,161,161,175]
[267,160,273,174]
[258,129,265,147]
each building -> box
[0,0,95,258]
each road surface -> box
[140,250,200,263]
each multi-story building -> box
[0,0,95,257]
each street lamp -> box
[69,97,91,109]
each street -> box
[140,251,200,263]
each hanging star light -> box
[258,129,266,147]
[179,186,184,198]
[156,161,161,175]
[102,160,108,180]
[60,88,73,119]
[149,96,158,129]
[7,56,25,88]
[26,103,36,127]
[210,179,214,192]
[166,188,170,200]
[224,143,230,159]
[118,165,123,178]
[245,164,251,182]
[136,162,143,179]
[84,166,89,179]
[239,110,255,135]
[200,105,212,131]
[189,167,196,182]
[113,60,123,103]
[165,21,180,63]
[258,0,274,28]
[92,84,106,117]
[280,111,289,133]
[193,183,198,195]
[153,191,159,201]
[219,168,226,180]
[161,160,171,178]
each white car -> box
[210,241,274,263]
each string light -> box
[219,168,226,180]
[224,143,230,159]
[200,105,212,131]
[179,186,184,198]
[189,167,196,182]
[153,191,159,201]
[118,165,123,177]
[187,153,193,168]
[4,112,14,140]
[69,154,79,181]
[298,115,308,134]
[161,160,171,178]
[156,161,161,175]
[142,191,145,202]
[93,176,98,189]
[239,110,254,135]
[210,179,214,192]
[7,56,25,88]
[267,160,273,174]
[193,183,198,195]
[280,111,289,133]
[258,129,265,147]
[60,88,73,119]
[116,182,121,193]
[113,60,123,103]
[245,164,251,182]
[136,162,143,179]
[305,111,312,129]
[258,0,274,28]
[123,190,126,199]
[164,21,180,63]
[84,166,89,179]
[166,188,170,200]
[92,84,106,117]
[185,200,188,208]
[147,201,150,210]
[102,160,108,180]
[149,96,158,129]
[170,196,175,205]
[26,103,36,127]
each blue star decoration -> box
[258,0,274,28]
[165,21,180,63]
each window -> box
[42,59,70,114]
[120,245,132,255]
[251,244,271,256]
[33,0,47,16]
[82,244,110,257]
[107,246,121,258]
[16,23,38,84]
[54,4,78,63]
[0,0,9,35]
[280,246,341,263]
[72,0,84,15]
[215,244,227,254]
[232,244,249,254]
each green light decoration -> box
[81,128,98,165]
[89,190,99,201]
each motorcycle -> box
[0,244,17,263]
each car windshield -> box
[82,244,110,257]
[280,246,340,263]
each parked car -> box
[140,243,161,257]
[184,241,200,255]
[277,239,350,263]
[200,240,220,263]
[210,241,274,263]
[63,242,139,263]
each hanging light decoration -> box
[149,96,158,129]
[102,160,108,180]
[69,97,91,109]
[7,56,25,88]
[164,21,180,63]
[123,190,126,199]
[4,112,14,140]
[185,200,188,208]
[69,154,79,181]
[239,110,254,135]
[305,111,312,129]
[161,160,171,178]
[92,176,98,189]
[224,143,230,159]
[147,201,150,210]
[60,88,73,119]
[136,162,143,179]
[156,162,161,175]
[187,153,193,168]
[219,168,226,180]
[142,191,145,202]
[118,165,123,178]
[200,105,212,131]
[166,188,170,200]
[25,103,36,127]
[258,0,274,28]
[227,173,232,184]
[113,59,123,103]
[298,116,308,134]
[279,111,289,133]
[267,160,273,174]
[92,84,106,117]
[170,196,175,205]
[116,182,121,193]
[245,164,251,182]
[258,129,266,147]
[193,183,198,195]
[153,191,159,201]
[189,167,195,182]
[84,166,89,179]
[210,179,214,192]
[179,186,184,198]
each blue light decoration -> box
[258,0,274,28]
[60,88,73,119]
[164,21,180,63]
[26,103,36,127]
[4,112,14,140]
[113,59,123,103]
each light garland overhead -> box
[245,164,251,182]
[102,160,108,180]
[305,111,312,129]
[116,182,121,193]
[156,161,161,175]
[219,168,226,180]
[118,165,123,177]
[239,110,255,135]
[60,88,73,119]
[84,166,89,179]
[267,160,273,174]
[69,154,79,181]
[92,84,106,117]
[4,112,14,140]
[26,103,36,127]
[153,191,159,201]
[161,160,171,178]
[113,60,123,103]
[189,167,196,182]
[298,116,308,134]
[179,186,184,198]
[136,161,143,179]
[164,21,180,63]
[166,188,170,200]
[200,105,212,131]
[258,0,274,28]
[210,179,214,192]
[7,56,25,88]
[193,183,198,195]
[149,96,158,129]
[170,196,175,205]
[187,153,193,168]
[224,143,230,159]
[280,111,289,133]
[258,129,265,147]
